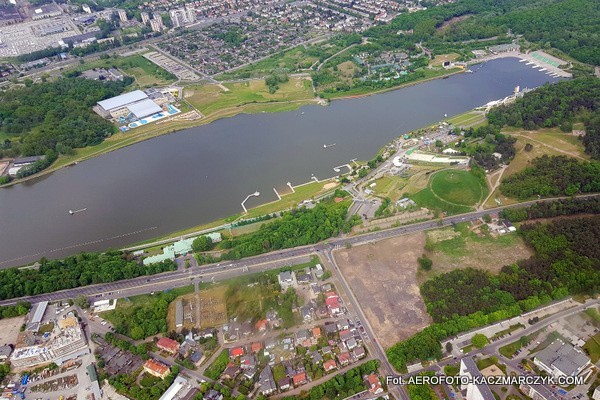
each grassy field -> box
[216,41,345,80]
[420,223,533,282]
[411,169,487,214]
[584,332,600,363]
[372,175,409,201]
[430,53,460,67]
[186,77,315,115]
[429,170,487,206]
[71,54,177,87]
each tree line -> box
[501,196,600,222]
[499,155,600,199]
[0,251,176,300]
[219,198,357,260]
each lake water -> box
[0,58,559,267]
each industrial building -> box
[534,340,590,378]
[158,375,189,400]
[26,301,48,332]
[31,3,62,20]
[97,90,162,119]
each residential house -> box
[251,342,263,353]
[337,352,351,366]
[156,337,180,355]
[365,374,383,395]
[347,338,358,350]
[240,354,257,370]
[222,364,241,380]
[258,366,277,396]
[278,271,295,290]
[231,347,245,358]
[0,345,12,361]
[353,346,366,359]
[324,323,338,335]
[326,296,340,315]
[296,329,309,344]
[312,327,322,340]
[255,319,268,332]
[311,351,323,364]
[293,372,308,387]
[340,329,354,342]
[337,319,350,331]
[204,389,224,400]
[143,359,170,379]
[278,377,291,391]
[324,359,337,372]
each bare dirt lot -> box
[167,286,227,331]
[334,233,432,349]
[0,315,25,345]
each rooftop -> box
[535,340,590,376]
[97,90,148,111]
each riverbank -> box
[0,67,465,189]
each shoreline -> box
[0,67,465,189]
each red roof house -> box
[156,337,180,354]
[230,346,245,358]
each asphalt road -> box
[1,194,598,308]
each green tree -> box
[192,236,213,252]
[74,295,90,309]
[471,333,488,349]
[418,254,433,271]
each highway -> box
[0,194,597,308]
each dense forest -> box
[487,78,600,159]
[366,0,599,64]
[0,251,175,300]
[221,198,358,260]
[0,77,131,158]
[499,155,600,199]
[387,214,600,371]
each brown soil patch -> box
[334,233,432,349]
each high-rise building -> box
[141,11,150,24]
[117,9,127,22]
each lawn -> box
[204,349,229,380]
[499,340,523,359]
[72,54,177,87]
[583,332,600,363]
[185,77,315,115]
[372,175,409,201]
[411,187,472,215]
[429,170,487,207]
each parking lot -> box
[0,17,80,57]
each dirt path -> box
[479,165,507,210]
[508,132,586,160]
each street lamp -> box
[241,191,260,213]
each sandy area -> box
[334,233,432,349]
[0,315,25,345]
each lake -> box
[0,58,559,267]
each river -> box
[0,58,560,267]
